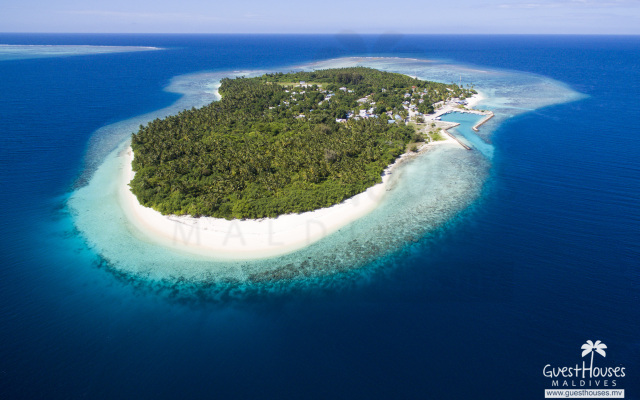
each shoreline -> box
[118,91,483,260]
[120,139,453,260]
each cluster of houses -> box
[338,90,428,124]
[277,81,468,125]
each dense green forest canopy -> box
[130,67,473,219]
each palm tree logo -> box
[581,340,607,369]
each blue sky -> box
[2,0,639,34]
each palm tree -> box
[581,340,607,369]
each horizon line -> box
[1,32,640,36]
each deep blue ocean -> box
[1,34,639,399]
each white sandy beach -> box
[118,92,483,260]
[465,90,485,109]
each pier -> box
[472,111,494,132]
[440,123,472,150]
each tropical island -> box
[129,67,476,220]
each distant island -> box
[129,67,475,219]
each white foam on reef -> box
[68,57,583,283]
[0,44,161,61]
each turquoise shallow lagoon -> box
[68,56,581,287]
